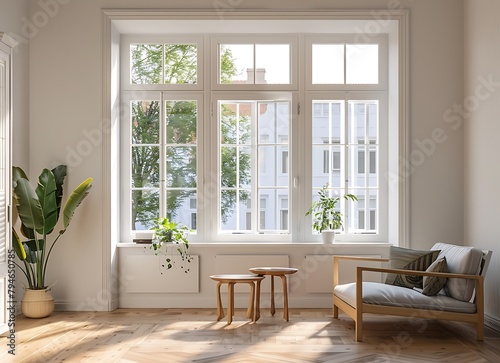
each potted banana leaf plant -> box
[12,165,92,318]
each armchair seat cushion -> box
[334,282,477,314]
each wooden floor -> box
[1,308,500,363]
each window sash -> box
[305,34,388,92]
[119,31,394,243]
[121,35,205,91]
[305,92,388,241]
[211,35,298,91]
[213,93,293,240]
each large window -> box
[120,29,396,243]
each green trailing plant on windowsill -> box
[150,217,192,272]
[11,165,93,290]
[305,183,358,232]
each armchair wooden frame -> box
[332,255,487,342]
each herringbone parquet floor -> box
[1,308,499,363]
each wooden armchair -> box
[332,244,492,342]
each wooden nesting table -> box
[249,267,298,321]
[210,274,265,324]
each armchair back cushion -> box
[431,243,483,302]
[385,246,440,288]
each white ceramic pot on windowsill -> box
[321,230,336,243]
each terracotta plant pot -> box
[21,289,55,318]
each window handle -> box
[293,177,299,188]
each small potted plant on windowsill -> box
[150,217,192,272]
[305,183,357,243]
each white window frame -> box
[110,13,408,245]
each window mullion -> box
[343,97,350,233]
[236,103,241,231]
[252,102,259,233]
[159,92,166,218]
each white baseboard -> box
[485,313,500,333]
[55,300,110,312]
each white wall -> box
[464,0,500,327]
[0,0,30,168]
[21,0,466,310]
[0,0,30,306]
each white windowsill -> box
[116,242,392,248]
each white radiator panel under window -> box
[125,255,199,293]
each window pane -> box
[219,44,253,84]
[219,44,290,85]
[312,101,342,142]
[132,190,159,230]
[259,102,289,143]
[368,102,378,142]
[132,146,160,188]
[370,209,376,231]
[239,146,251,187]
[358,148,365,175]
[369,148,377,174]
[350,145,366,187]
[348,101,366,144]
[219,100,290,234]
[255,44,290,84]
[323,150,330,174]
[358,210,365,230]
[131,101,159,144]
[280,209,289,230]
[191,213,197,229]
[346,44,378,84]
[312,44,344,84]
[351,190,377,232]
[258,189,275,231]
[220,103,238,144]
[281,150,289,174]
[312,100,344,189]
[164,44,197,84]
[332,151,341,170]
[165,100,197,144]
[259,210,266,229]
[166,146,196,188]
[166,189,196,227]
[220,190,236,230]
[164,98,198,226]
[220,146,237,188]
[279,193,289,231]
[131,44,163,84]
[220,190,250,231]
[259,146,274,186]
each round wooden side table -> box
[210,274,265,325]
[248,267,298,321]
